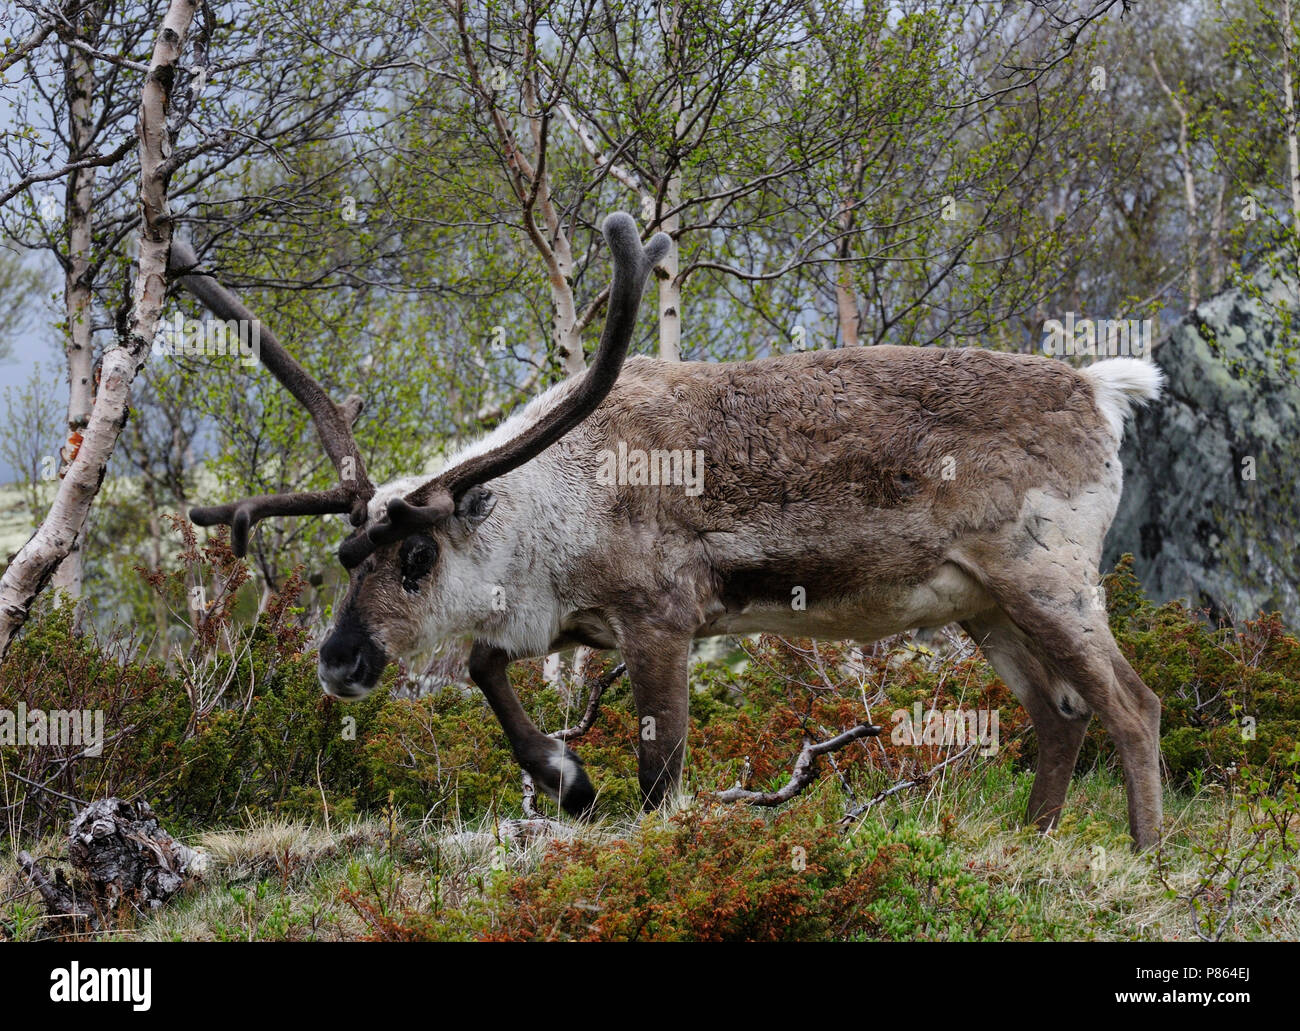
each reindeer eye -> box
[398,535,438,591]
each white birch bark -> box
[1283,0,1300,233]
[50,14,103,599]
[1150,51,1200,311]
[656,1,683,362]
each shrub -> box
[1102,556,1300,786]
[349,801,1047,941]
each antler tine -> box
[337,213,670,569]
[189,488,364,558]
[169,240,377,556]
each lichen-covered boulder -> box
[1104,263,1300,624]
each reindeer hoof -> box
[556,748,597,819]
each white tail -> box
[1081,358,1164,437]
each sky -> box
[1,33,66,489]
[0,254,62,486]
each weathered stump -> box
[15,797,201,934]
[68,797,200,909]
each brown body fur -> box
[562,346,1115,633]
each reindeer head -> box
[173,214,670,698]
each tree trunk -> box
[51,11,104,600]
[1150,52,1199,312]
[0,0,198,661]
[520,74,583,376]
[835,148,866,345]
[657,192,681,361]
[656,2,683,361]
[1283,0,1300,232]
[1209,175,1227,295]
[835,269,859,347]
[551,267,585,377]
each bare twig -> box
[553,662,626,742]
[6,770,89,808]
[0,10,57,77]
[709,724,882,806]
[0,137,134,208]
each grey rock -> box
[1104,263,1300,623]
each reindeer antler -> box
[337,213,670,568]
[177,213,670,565]
[169,240,377,556]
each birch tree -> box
[0,0,199,660]
[51,1,104,595]
[0,2,154,597]
[1,0,410,613]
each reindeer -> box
[172,213,1165,849]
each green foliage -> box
[1102,556,1300,784]
[0,588,386,839]
[7,553,1300,840]
[849,818,1052,941]
[1159,745,1300,941]
[478,804,889,941]
[347,803,1047,942]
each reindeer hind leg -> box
[970,572,1162,850]
[962,612,1091,834]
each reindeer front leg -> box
[619,632,692,808]
[467,641,596,817]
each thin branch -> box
[709,724,882,806]
[0,9,56,77]
[64,36,148,73]
[556,101,644,196]
[6,770,89,808]
[553,662,626,742]
[0,137,133,208]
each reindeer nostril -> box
[319,633,351,672]
[319,611,387,692]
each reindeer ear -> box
[454,485,497,532]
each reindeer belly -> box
[703,560,992,642]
